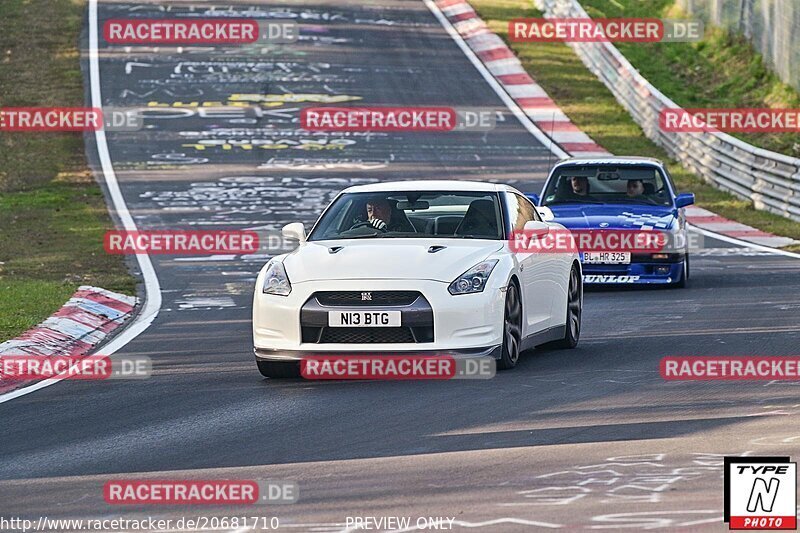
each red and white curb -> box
[684,206,796,248]
[0,286,136,394]
[436,0,608,157]
[434,0,796,249]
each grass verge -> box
[0,0,135,342]
[470,0,800,245]
[579,0,800,158]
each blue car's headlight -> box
[448,259,498,295]
[262,260,292,296]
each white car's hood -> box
[283,239,504,283]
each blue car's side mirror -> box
[675,193,695,208]
[526,193,541,205]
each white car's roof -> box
[342,180,520,194]
[554,156,664,167]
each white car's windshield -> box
[541,165,672,207]
[308,191,504,241]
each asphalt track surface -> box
[2,1,800,531]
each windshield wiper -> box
[545,198,604,205]
[374,232,421,238]
[614,198,663,206]
[340,232,385,239]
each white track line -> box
[0,0,162,405]
[689,224,800,260]
[423,0,568,159]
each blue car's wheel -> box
[675,254,689,288]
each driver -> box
[626,179,645,197]
[348,197,416,233]
[569,176,590,196]
[366,198,393,230]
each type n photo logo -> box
[724,457,797,530]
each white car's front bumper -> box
[253,278,506,360]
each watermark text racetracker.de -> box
[102,229,363,256]
[0,107,142,132]
[509,17,703,43]
[301,106,497,132]
[104,230,259,255]
[509,228,702,254]
[104,19,298,44]
[104,479,297,505]
[301,355,496,380]
[661,357,800,380]
[0,355,150,381]
[660,108,800,133]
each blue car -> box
[527,157,695,287]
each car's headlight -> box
[262,260,292,296]
[448,259,499,295]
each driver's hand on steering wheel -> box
[370,218,387,231]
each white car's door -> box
[505,193,558,334]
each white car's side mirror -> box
[523,220,549,237]
[282,222,306,243]
[536,206,554,221]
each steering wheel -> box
[348,220,387,232]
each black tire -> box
[497,281,523,370]
[554,264,581,348]
[675,254,689,288]
[257,360,300,379]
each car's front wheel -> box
[497,281,522,370]
[257,360,300,379]
[675,254,689,288]
[554,264,581,348]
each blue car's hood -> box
[546,203,677,231]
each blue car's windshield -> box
[308,191,504,241]
[541,165,672,207]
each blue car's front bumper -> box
[581,253,685,285]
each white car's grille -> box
[318,327,417,344]
[315,291,420,307]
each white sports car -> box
[252,180,582,378]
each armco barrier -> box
[534,0,800,222]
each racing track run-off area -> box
[1,1,800,532]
